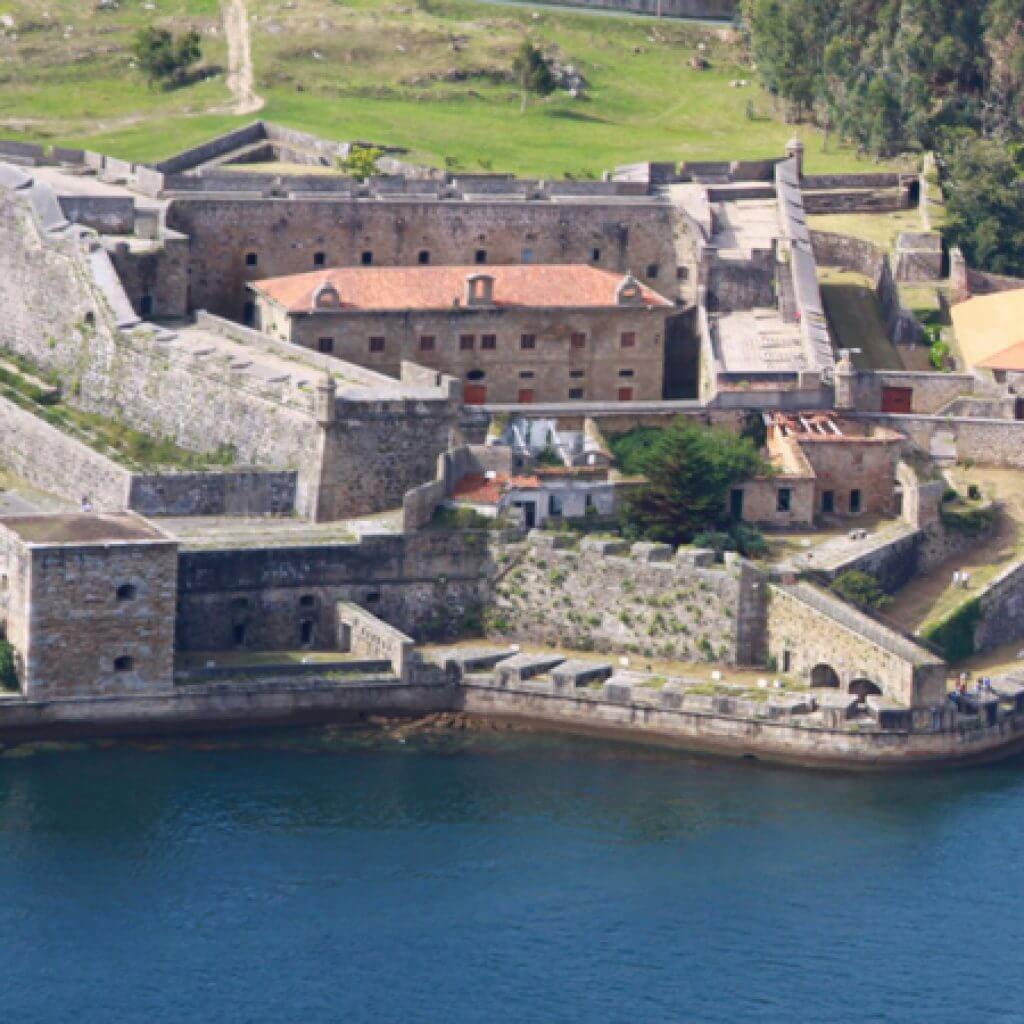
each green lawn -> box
[1,0,904,176]
[818,269,903,370]
[808,210,925,252]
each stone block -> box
[528,530,575,551]
[550,659,613,691]
[675,547,715,567]
[602,678,634,704]
[630,541,673,563]
[580,537,630,557]
[444,646,518,679]
[495,652,565,686]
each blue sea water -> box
[1,728,1023,1024]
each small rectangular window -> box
[360,251,373,266]
[474,249,487,264]
[318,337,334,354]
[591,247,601,262]
[646,263,659,279]
[459,334,475,351]
[521,248,534,263]
[313,252,326,268]
[620,331,636,348]
[418,250,430,265]
[570,332,587,350]
[569,369,585,379]
[369,336,385,353]
[520,334,536,350]
[568,387,584,400]
[618,368,635,378]
[777,488,792,512]
[481,334,497,350]
[850,489,862,514]
[245,252,258,267]
[419,335,435,351]
[677,266,689,281]
[519,370,535,380]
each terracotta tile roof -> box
[450,473,540,506]
[250,264,673,314]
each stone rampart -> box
[488,538,765,665]
[128,470,298,517]
[336,601,416,682]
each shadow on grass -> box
[544,108,610,124]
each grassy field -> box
[818,269,903,370]
[808,210,924,252]
[0,0,904,176]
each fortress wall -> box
[108,235,190,320]
[165,197,679,320]
[175,531,494,650]
[540,0,735,18]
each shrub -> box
[0,640,18,692]
[924,598,981,662]
[830,570,891,611]
[132,26,202,88]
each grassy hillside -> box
[0,0,898,176]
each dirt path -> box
[222,0,263,116]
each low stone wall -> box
[862,414,1024,468]
[973,559,1024,654]
[337,601,416,682]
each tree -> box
[620,420,767,546]
[132,26,202,88]
[338,146,384,181]
[513,40,555,113]
[830,570,892,611]
[0,639,18,693]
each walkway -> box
[222,0,264,116]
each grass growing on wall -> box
[923,597,982,663]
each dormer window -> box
[465,273,495,306]
[616,274,643,306]
[313,282,341,309]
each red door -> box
[617,386,634,402]
[517,388,535,404]
[464,384,487,405]
[881,387,912,414]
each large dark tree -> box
[620,420,767,547]
[132,26,202,88]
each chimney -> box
[465,273,495,307]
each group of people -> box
[951,569,972,589]
[949,673,995,706]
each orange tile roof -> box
[450,473,540,505]
[250,264,673,314]
[978,340,1024,372]
[951,288,1024,370]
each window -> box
[231,597,251,612]
[591,247,601,262]
[245,252,258,267]
[113,656,134,673]
[300,620,315,647]
[116,583,137,601]
[417,250,430,265]
[318,337,334,354]
[620,331,636,348]
[84,311,96,327]
[232,623,247,648]
[782,650,792,673]
[548,494,563,517]
[521,248,534,263]
[299,594,317,608]
[466,369,486,381]
[518,388,535,404]
[474,249,487,264]
[313,251,326,268]
[822,490,835,514]
[646,263,660,279]
[730,488,744,519]
[369,336,385,353]
[568,387,585,400]
[519,370,535,380]
[850,489,862,514]
[365,591,381,604]
[139,294,153,317]
[618,368,635,378]
[419,335,435,352]
[459,334,475,351]
[520,333,536,350]
[777,487,792,513]
[243,302,256,326]
[570,332,587,350]
[360,251,373,266]
[569,369,585,379]
[677,266,689,281]
[617,386,634,402]
[481,334,496,350]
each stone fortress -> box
[0,121,1023,768]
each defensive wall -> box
[854,414,1024,469]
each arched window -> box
[466,369,486,382]
[113,655,134,672]
[116,583,137,601]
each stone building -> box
[0,514,178,697]
[249,265,674,404]
[730,412,904,526]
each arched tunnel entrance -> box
[810,663,841,688]
[849,679,883,702]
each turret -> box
[315,372,337,426]
[834,349,857,411]
[786,136,805,179]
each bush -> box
[967,483,982,501]
[830,570,891,611]
[132,26,202,88]
[941,503,996,536]
[924,598,981,662]
[337,146,384,180]
[0,640,18,692]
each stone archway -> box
[810,663,841,688]
[849,678,883,702]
